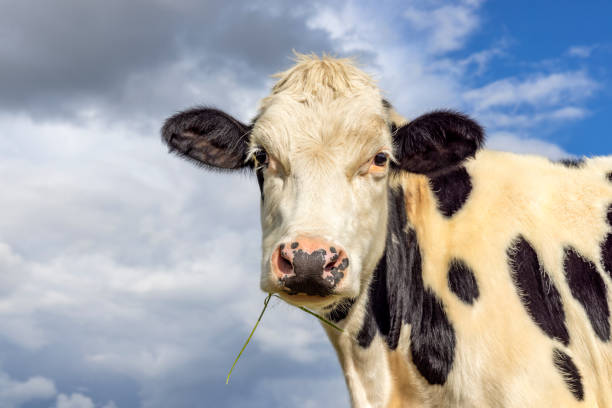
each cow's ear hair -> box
[392,110,484,174]
[161,107,252,171]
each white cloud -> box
[0,370,56,408]
[487,132,570,159]
[478,106,588,129]
[403,1,481,54]
[464,71,598,111]
[566,45,597,58]
[456,43,507,75]
[55,393,95,408]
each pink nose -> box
[271,236,349,296]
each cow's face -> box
[250,92,392,308]
[162,56,483,309]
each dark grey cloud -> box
[0,0,334,121]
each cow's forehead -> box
[249,55,392,164]
[252,94,390,154]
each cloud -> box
[53,393,118,408]
[477,106,588,129]
[0,0,334,122]
[0,369,56,408]
[487,132,571,159]
[55,393,95,408]
[403,1,482,54]
[566,45,598,58]
[456,42,508,75]
[464,71,599,111]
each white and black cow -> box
[162,54,612,407]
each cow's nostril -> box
[277,250,294,275]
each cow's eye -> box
[373,152,388,167]
[254,150,269,166]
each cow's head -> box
[162,55,483,309]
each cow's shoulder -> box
[390,149,612,406]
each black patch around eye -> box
[556,158,585,168]
[552,348,584,401]
[507,235,570,346]
[447,259,480,305]
[563,247,610,342]
[429,166,472,218]
[601,204,612,281]
[357,188,456,385]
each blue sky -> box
[466,0,612,156]
[0,1,611,407]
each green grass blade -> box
[226,292,344,384]
[272,294,344,332]
[297,305,344,332]
[226,293,272,384]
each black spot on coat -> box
[557,158,585,168]
[507,236,570,346]
[327,298,356,323]
[603,204,612,281]
[357,188,456,385]
[552,348,584,401]
[448,259,480,304]
[563,247,610,341]
[429,167,473,218]
[606,171,612,182]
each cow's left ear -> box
[392,111,484,174]
[161,107,252,171]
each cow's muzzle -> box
[271,236,349,297]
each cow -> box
[161,54,612,407]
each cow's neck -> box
[357,185,456,384]
[324,182,456,406]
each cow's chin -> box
[272,291,343,310]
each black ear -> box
[161,107,252,170]
[393,110,484,174]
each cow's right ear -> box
[161,107,252,170]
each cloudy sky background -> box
[1,1,611,407]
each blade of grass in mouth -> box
[226,293,343,384]
[226,293,272,385]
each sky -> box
[0,1,611,407]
